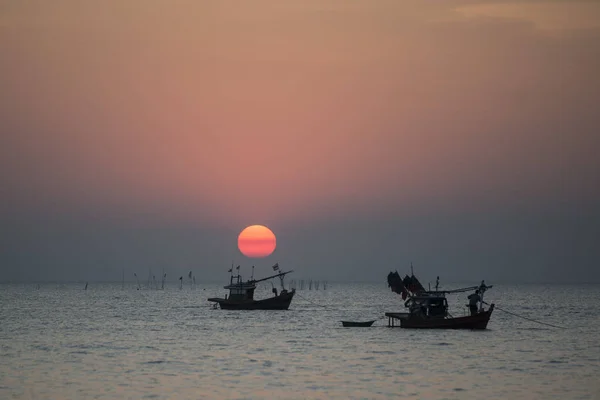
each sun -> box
[238,225,277,258]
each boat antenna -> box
[411,262,414,276]
[251,265,255,280]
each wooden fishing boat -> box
[385,268,494,330]
[208,264,295,310]
[341,320,376,327]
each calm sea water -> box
[1,281,599,399]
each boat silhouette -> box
[208,264,295,310]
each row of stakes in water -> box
[114,276,326,291]
[289,279,327,290]
[31,275,327,291]
[133,272,197,290]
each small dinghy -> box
[341,320,376,327]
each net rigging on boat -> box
[385,266,495,329]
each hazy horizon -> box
[2,1,599,284]
[5,278,599,286]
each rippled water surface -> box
[1,282,599,399]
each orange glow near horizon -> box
[238,225,277,258]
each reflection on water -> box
[1,282,599,399]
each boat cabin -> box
[224,275,256,301]
[405,294,448,318]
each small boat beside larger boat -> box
[341,320,376,327]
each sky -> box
[1,0,599,284]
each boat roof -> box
[224,282,256,290]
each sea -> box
[1,281,599,400]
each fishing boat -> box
[341,320,376,327]
[385,269,494,329]
[208,264,295,310]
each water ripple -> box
[0,282,598,400]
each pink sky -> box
[1,1,599,282]
[2,1,599,225]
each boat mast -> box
[279,274,286,290]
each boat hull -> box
[386,305,494,330]
[208,290,295,310]
[341,320,376,327]
[402,307,493,330]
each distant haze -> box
[1,1,599,284]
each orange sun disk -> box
[238,225,277,258]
